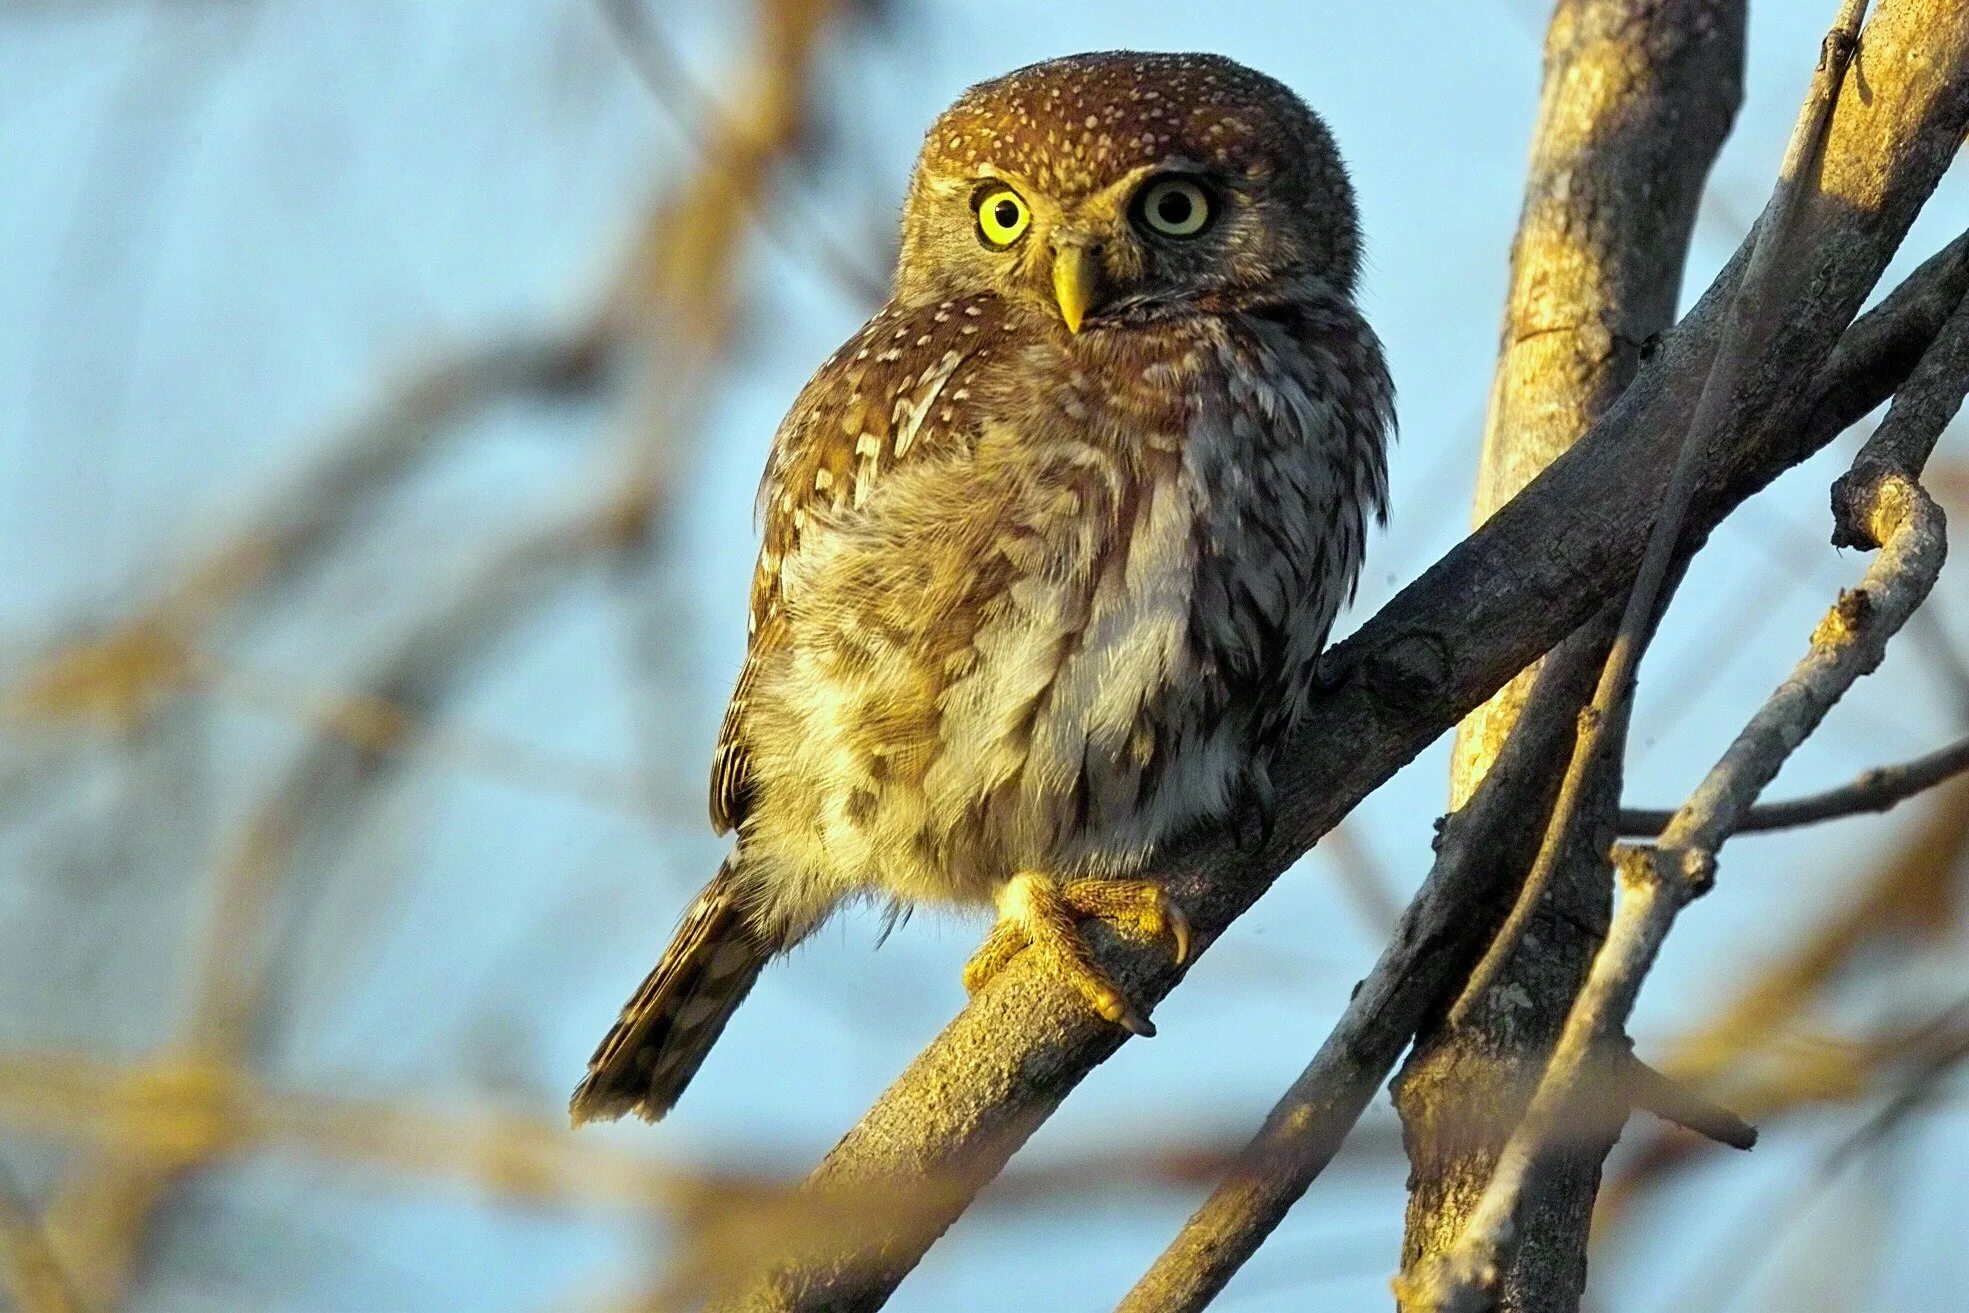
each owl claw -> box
[1236,764,1278,856]
[1106,997,1157,1038]
[1145,898,1191,969]
[964,873,1188,1036]
[963,918,1027,995]
[1058,876,1191,966]
[1312,650,1349,694]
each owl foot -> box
[962,873,1191,1037]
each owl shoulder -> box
[756,294,1013,562]
[710,295,1014,834]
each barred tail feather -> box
[570,862,771,1125]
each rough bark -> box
[1395,5,1744,1309]
[1449,0,1744,795]
[707,0,1969,1302]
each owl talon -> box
[963,919,1028,995]
[1058,877,1191,967]
[1099,990,1157,1037]
[966,873,1189,1035]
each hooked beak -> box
[1050,240,1106,335]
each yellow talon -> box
[962,873,1188,1036]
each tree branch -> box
[1446,0,1869,1030]
[1404,62,1969,1287]
[1447,0,1745,794]
[1618,733,1969,835]
[1600,789,1969,1232]
[1397,3,1745,1306]
[1130,3,1747,1305]
[1621,1053,1757,1150]
[596,0,890,308]
[0,1157,82,1313]
[1398,465,1946,1312]
[1832,252,1969,545]
[1114,618,1616,1313]
[0,327,607,831]
[26,8,858,1291]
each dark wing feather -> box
[708,299,990,833]
[708,610,780,834]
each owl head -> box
[896,51,1359,332]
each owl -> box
[572,50,1392,1124]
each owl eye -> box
[1136,177,1213,238]
[975,187,1032,247]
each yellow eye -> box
[975,187,1031,247]
[1137,177,1212,238]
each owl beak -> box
[1050,240,1106,335]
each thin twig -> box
[596,0,890,308]
[32,495,628,1306]
[4,329,606,732]
[1833,282,1969,544]
[1816,997,1969,1172]
[1622,1053,1757,1149]
[1668,794,1969,1086]
[183,495,629,1056]
[1600,1020,1965,1237]
[1618,733,1969,835]
[1648,996,1969,1313]
[1591,786,1969,1235]
[1317,822,1405,935]
[0,1050,678,1212]
[1447,0,1871,1030]
[0,327,609,835]
[195,656,678,825]
[22,0,855,1295]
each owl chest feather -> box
[733,296,1389,929]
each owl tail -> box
[570,860,773,1125]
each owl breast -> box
[732,290,1390,932]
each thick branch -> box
[1399,4,1744,1308]
[1449,0,1745,795]
[1447,0,1867,1029]
[711,4,1969,1301]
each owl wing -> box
[709,301,989,834]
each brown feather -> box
[707,308,987,834]
[569,861,772,1124]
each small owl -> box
[572,50,1392,1124]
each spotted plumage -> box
[573,50,1393,1125]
